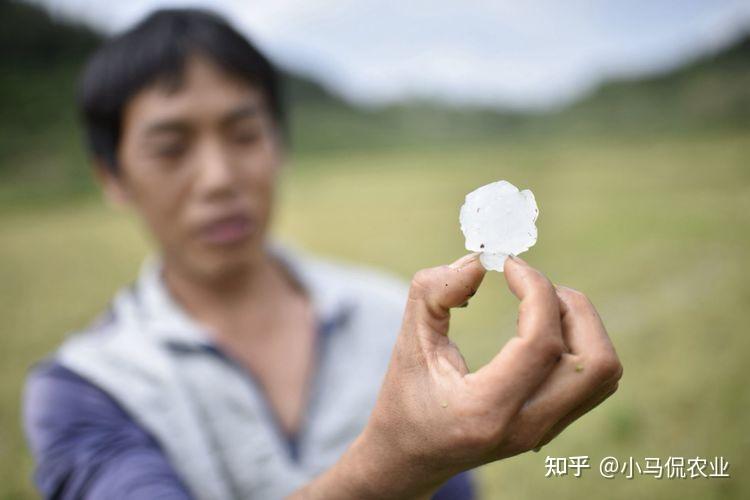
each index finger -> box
[469,256,564,413]
[555,285,616,356]
[504,256,562,344]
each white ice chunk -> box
[459,180,539,272]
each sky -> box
[31,0,750,110]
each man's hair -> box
[78,8,285,173]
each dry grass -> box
[1,132,748,498]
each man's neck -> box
[161,249,305,340]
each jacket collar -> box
[121,241,352,348]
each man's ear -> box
[93,160,131,208]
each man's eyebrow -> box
[220,103,262,126]
[142,120,191,137]
[140,103,261,137]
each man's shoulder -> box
[23,357,142,467]
[23,359,193,498]
[24,359,129,437]
[55,295,163,359]
[43,281,176,403]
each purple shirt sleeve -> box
[23,361,192,500]
[433,472,476,500]
[23,361,476,500]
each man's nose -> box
[194,138,238,199]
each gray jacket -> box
[57,244,408,499]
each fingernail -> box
[449,252,480,269]
[508,253,527,265]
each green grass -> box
[1,132,749,499]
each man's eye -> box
[153,143,187,158]
[232,129,262,144]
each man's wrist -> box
[337,426,444,499]
[289,426,442,499]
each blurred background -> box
[1,0,749,498]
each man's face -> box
[105,55,282,281]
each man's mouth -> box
[198,213,255,246]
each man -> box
[23,8,622,500]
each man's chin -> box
[186,239,265,284]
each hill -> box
[547,33,750,134]
[1,0,748,201]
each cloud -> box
[32,0,750,109]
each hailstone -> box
[459,180,539,272]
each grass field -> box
[1,132,749,499]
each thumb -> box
[404,252,486,338]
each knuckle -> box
[561,287,591,309]
[589,352,623,382]
[527,270,553,293]
[411,268,433,287]
[520,433,543,452]
[449,402,505,450]
[456,423,499,450]
[617,358,624,376]
[409,269,435,298]
[503,427,542,455]
[612,360,624,381]
[529,336,565,365]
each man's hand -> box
[292,253,622,499]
